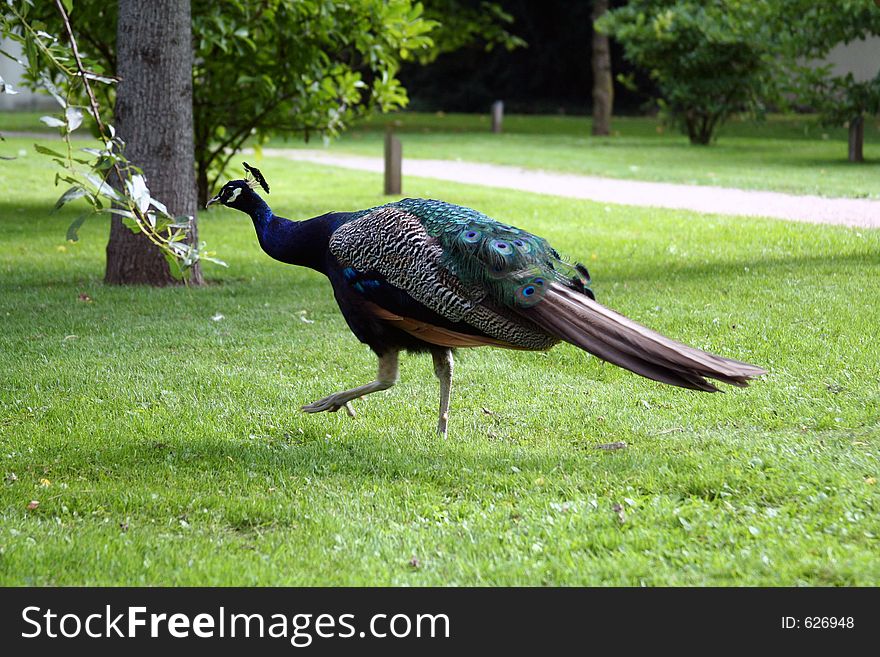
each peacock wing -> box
[327,200,559,350]
[393,198,595,309]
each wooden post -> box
[384,129,402,195]
[848,115,864,163]
[591,0,613,136]
[491,100,503,134]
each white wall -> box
[819,36,880,82]
[0,38,56,111]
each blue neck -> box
[247,196,274,227]
[243,197,332,272]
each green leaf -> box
[39,75,67,109]
[39,116,65,128]
[121,216,141,234]
[125,174,151,214]
[98,207,136,219]
[200,254,229,268]
[65,107,83,131]
[163,246,188,279]
[148,197,168,215]
[53,185,88,212]
[33,143,64,158]
[61,0,74,16]
[83,72,116,84]
[85,173,120,201]
[0,74,19,95]
[66,213,89,242]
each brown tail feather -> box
[521,283,766,391]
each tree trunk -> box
[106,0,203,286]
[848,115,864,163]
[685,110,715,145]
[196,162,210,210]
[591,0,613,137]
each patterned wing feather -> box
[328,200,559,349]
[393,198,593,308]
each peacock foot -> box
[301,394,357,417]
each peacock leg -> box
[301,351,399,415]
[432,348,454,438]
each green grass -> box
[6,108,879,197]
[268,112,880,199]
[0,109,98,135]
[0,110,49,133]
[1,136,879,585]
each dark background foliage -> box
[401,0,653,115]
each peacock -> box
[207,163,765,436]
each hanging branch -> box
[1,1,226,277]
[54,0,114,142]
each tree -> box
[776,1,880,162]
[598,0,782,145]
[8,1,514,286]
[416,0,525,61]
[807,73,879,163]
[2,0,217,285]
[591,0,612,136]
[34,1,437,205]
[106,0,201,285]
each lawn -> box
[267,112,880,199]
[5,110,879,198]
[0,136,878,585]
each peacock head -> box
[205,162,270,210]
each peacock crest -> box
[243,162,270,194]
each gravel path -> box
[265,148,880,229]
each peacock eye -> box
[460,228,482,244]
[490,239,512,254]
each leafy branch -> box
[1,0,224,277]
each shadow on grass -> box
[598,250,878,288]
[89,429,570,485]
[777,156,880,171]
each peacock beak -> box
[205,194,221,209]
